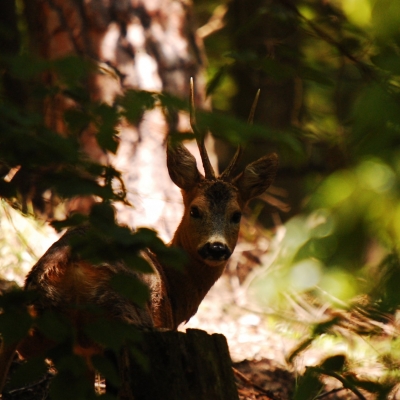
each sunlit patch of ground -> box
[181,276,297,365]
[0,201,59,286]
[180,271,400,399]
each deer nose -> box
[198,242,232,261]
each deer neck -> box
[161,225,226,329]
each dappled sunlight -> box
[2,0,400,397]
[341,0,372,27]
[0,201,59,286]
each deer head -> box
[167,79,278,268]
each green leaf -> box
[150,246,187,271]
[109,273,150,305]
[35,310,72,343]
[52,56,91,84]
[84,318,141,352]
[168,131,196,145]
[199,109,303,156]
[50,367,96,400]
[49,173,110,199]
[206,66,227,97]
[0,292,33,346]
[94,103,120,153]
[64,109,92,134]
[51,213,88,232]
[158,93,187,111]
[90,202,116,226]
[53,353,88,377]
[371,48,400,75]
[130,228,161,247]
[7,54,49,80]
[123,255,154,274]
[118,90,156,124]
[298,65,333,85]
[7,357,48,390]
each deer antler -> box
[220,89,260,181]
[190,77,216,180]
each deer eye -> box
[190,206,202,219]
[231,211,242,224]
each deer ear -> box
[167,142,202,191]
[234,153,278,202]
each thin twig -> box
[197,5,227,39]
[314,387,346,399]
[6,372,53,395]
[280,0,375,80]
[313,368,367,400]
[233,367,280,400]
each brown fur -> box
[0,142,278,392]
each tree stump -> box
[120,329,239,400]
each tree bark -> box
[223,0,303,223]
[226,0,301,132]
[0,0,26,107]
[119,329,239,400]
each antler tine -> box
[190,77,215,180]
[220,89,260,181]
[219,146,243,181]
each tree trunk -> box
[119,329,239,400]
[223,0,303,223]
[23,0,215,240]
[0,0,25,108]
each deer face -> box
[183,180,242,265]
[167,79,278,267]
[167,143,278,267]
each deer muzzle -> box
[198,242,232,262]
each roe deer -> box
[0,80,278,392]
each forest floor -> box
[181,263,400,400]
[181,274,299,400]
